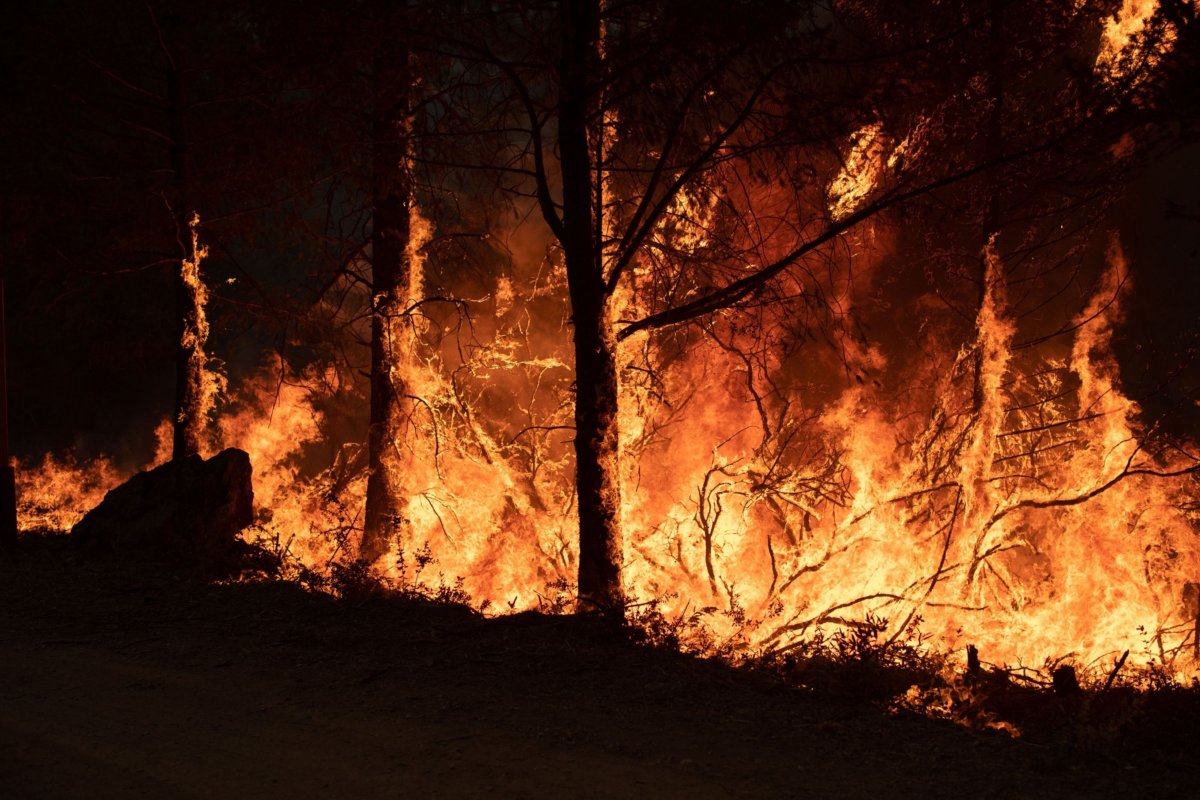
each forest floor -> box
[1,534,1196,799]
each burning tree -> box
[360,7,425,562]
[6,0,1200,674]
[349,0,1200,679]
[438,0,1194,620]
[433,0,877,610]
[153,6,221,460]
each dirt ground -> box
[1,537,1194,799]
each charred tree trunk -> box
[560,0,623,611]
[982,0,1004,246]
[361,48,418,563]
[164,17,204,462]
[970,1,1007,412]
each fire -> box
[16,420,172,532]
[178,212,227,452]
[213,368,350,567]
[19,226,1197,680]
[828,122,888,221]
[610,234,1198,676]
[15,451,124,532]
[1094,0,1178,85]
[1099,0,1162,61]
[13,7,1199,687]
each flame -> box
[17,228,1200,678]
[15,48,1199,681]
[1099,0,1161,60]
[829,122,889,221]
[15,452,124,532]
[1094,0,1177,86]
[179,212,226,447]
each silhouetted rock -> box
[71,448,253,575]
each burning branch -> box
[175,212,225,458]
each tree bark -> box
[971,0,1006,411]
[361,46,418,563]
[560,0,624,611]
[165,21,204,462]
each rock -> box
[71,448,254,575]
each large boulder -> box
[71,448,254,575]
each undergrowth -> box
[618,593,1200,753]
[241,524,471,606]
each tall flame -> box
[179,212,226,447]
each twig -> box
[1102,650,1129,693]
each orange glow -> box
[22,225,1199,681]
[16,451,124,532]
[1099,0,1160,60]
[1095,0,1177,86]
[19,231,1200,682]
[179,212,226,444]
[828,122,888,221]
[14,26,1198,684]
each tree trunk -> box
[971,0,1006,410]
[361,48,418,563]
[560,0,624,611]
[166,28,204,462]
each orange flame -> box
[1095,0,1177,89]
[179,212,226,442]
[18,229,1199,679]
